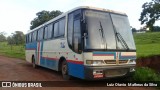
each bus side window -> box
[35,31,37,41]
[31,32,34,42]
[59,18,65,37]
[37,29,41,41]
[38,28,44,41]
[48,23,53,39]
[25,35,28,43]
[29,33,32,43]
[44,26,48,39]
[54,22,59,38]
[54,18,65,38]
[32,31,36,42]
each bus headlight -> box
[86,60,105,65]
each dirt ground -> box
[0,56,158,90]
[136,55,160,72]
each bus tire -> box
[32,56,37,68]
[61,60,71,80]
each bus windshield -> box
[84,10,136,51]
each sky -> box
[0,0,159,36]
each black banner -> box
[0,81,159,87]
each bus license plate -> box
[105,69,127,77]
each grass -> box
[0,42,25,59]
[133,32,160,82]
[133,67,160,81]
[134,32,160,58]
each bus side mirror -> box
[82,33,88,39]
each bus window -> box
[25,35,28,43]
[54,22,59,38]
[38,28,44,41]
[29,33,32,43]
[32,31,37,42]
[31,32,34,42]
[48,23,53,39]
[54,18,65,38]
[44,26,48,39]
[59,18,65,36]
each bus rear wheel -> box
[61,60,71,80]
[32,56,37,68]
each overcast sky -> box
[0,0,159,36]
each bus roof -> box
[27,6,126,34]
[70,6,126,15]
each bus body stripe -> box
[119,52,136,60]
[42,57,58,61]
[41,56,83,65]
[93,54,114,56]
[93,52,116,59]
[67,60,83,64]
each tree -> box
[139,0,160,31]
[13,31,25,45]
[7,36,14,45]
[7,31,25,45]
[30,10,63,30]
[0,32,6,42]
[153,26,160,31]
[132,28,137,33]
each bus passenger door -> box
[73,19,82,53]
[72,10,82,54]
[67,10,85,79]
[67,10,82,54]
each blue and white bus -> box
[25,6,136,80]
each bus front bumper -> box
[84,64,135,80]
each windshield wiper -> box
[113,25,129,50]
[99,21,107,49]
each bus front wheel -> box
[61,60,71,80]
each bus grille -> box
[104,60,128,64]
[119,60,128,64]
[104,60,116,64]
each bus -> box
[25,6,136,80]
